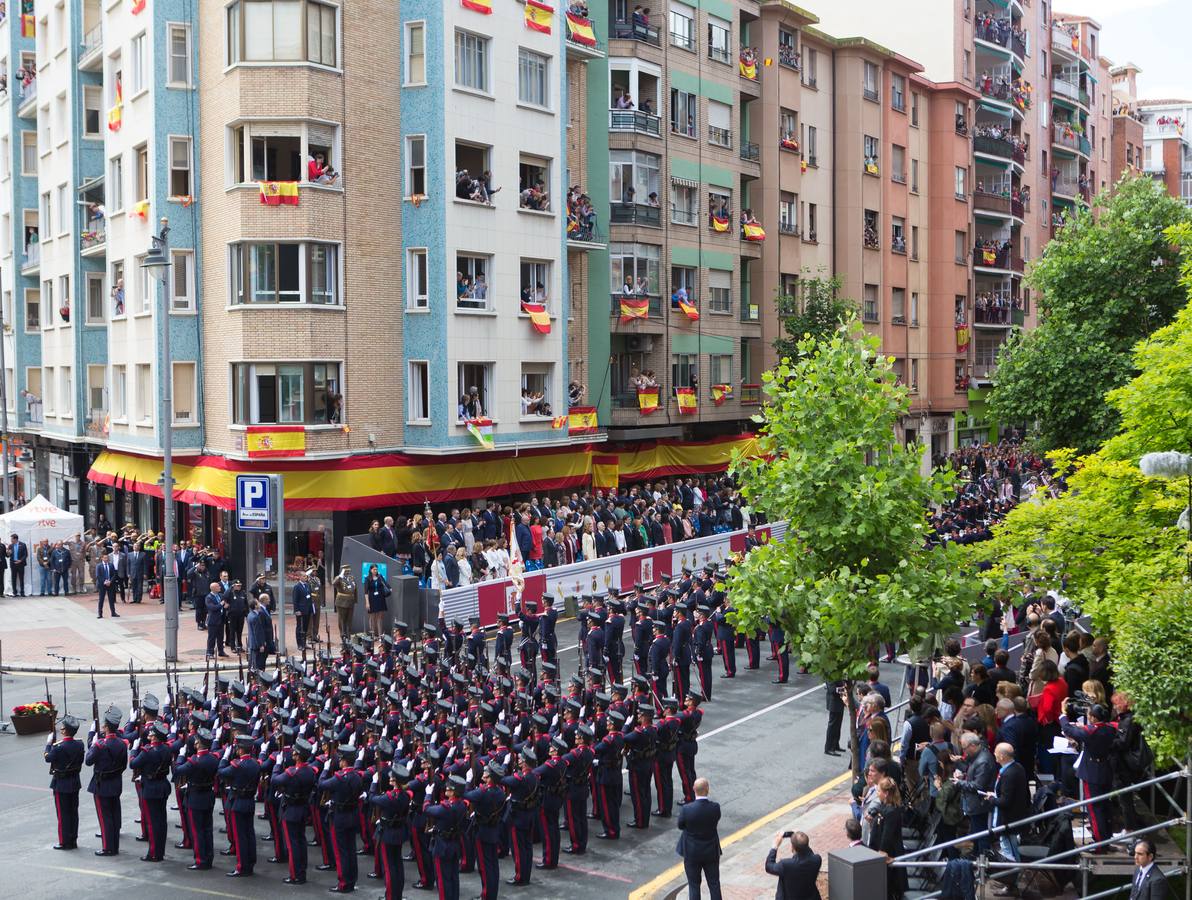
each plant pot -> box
[12,709,55,735]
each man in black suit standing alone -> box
[765,829,822,900]
[1129,838,1169,899]
[676,777,721,899]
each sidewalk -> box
[0,588,346,672]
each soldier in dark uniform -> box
[676,693,704,803]
[712,603,736,677]
[263,724,295,866]
[1060,703,1118,847]
[368,762,412,900]
[623,706,657,829]
[271,737,318,884]
[426,774,470,899]
[586,610,606,675]
[768,618,790,683]
[648,621,671,708]
[653,697,680,817]
[219,734,262,877]
[517,598,540,682]
[494,613,514,665]
[502,748,541,885]
[45,714,85,850]
[562,725,594,854]
[318,744,365,893]
[594,710,625,839]
[465,763,507,900]
[128,721,173,862]
[175,728,220,870]
[466,617,488,668]
[671,606,693,700]
[86,705,127,856]
[539,594,559,665]
[824,681,846,754]
[292,577,314,649]
[604,600,626,684]
[534,736,568,869]
[744,626,762,670]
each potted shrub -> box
[11,701,56,735]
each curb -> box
[2,662,216,675]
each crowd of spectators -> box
[975,14,1027,50]
[566,185,597,241]
[928,442,1053,546]
[455,168,499,205]
[972,123,1029,156]
[974,291,1024,324]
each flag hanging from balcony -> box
[675,387,697,415]
[619,298,649,323]
[982,248,997,265]
[108,82,123,131]
[461,0,492,12]
[466,417,495,449]
[246,426,306,459]
[565,12,596,46]
[130,0,147,14]
[522,302,551,334]
[259,181,300,206]
[525,0,553,34]
[711,384,732,405]
[568,407,599,435]
[780,137,799,151]
[710,214,730,233]
[21,14,35,37]
[742,222,766,242]
[637,387,660,414]
[677,299,700,321]
[132,200,150,219]
[739,59,757,80]
[801,158,808,173]
[955,324,971,353]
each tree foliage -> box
[731,323,981,767]
[772,271,857,361]
[989,176,1191,453]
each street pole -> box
[144,220,178,663]
[0,265,11,514]
[273,474,287,656]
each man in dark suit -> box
[9,533,27,596]
[676,777,721,900]
[764,829,822,899]
[996,697,1038,784]
[987,743,1031,895]
[95,552,118,618]
[1130,838,1169,899]
[824,681,845,755]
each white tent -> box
[0,494,85,546]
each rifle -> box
[237,648,245,683]
[325,615,333,652]
[129,659,140,719]
[213,651,220,700]
[45,676,52,710]
[165,660,176,713]
[203,656,211,702]
[89,667,100,737]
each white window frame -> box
[456,253,493,312]
[408,360,431,423]
[85,272,106,325]
[83,86,103,138]
[110,364,127,421]
[109,155,124,212]
[136,255,153,314]
[518,48,550,109]
[229,240,343,307]
[135,363,153,424]
[519,363,555,420]
[87,364,106,418]
[405,134,426,196]
[167,23,193,87]
[168,135,193,198]
[171,249,195,312]
[131,32,148,95]
[404,21,426,86]
[172,362,198,424]
[454,29,490,94]
[24,288,40,333]
[456,362,495,422]
[407,248,428,310]
[20,131,38,176]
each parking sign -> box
[236,475,272,531]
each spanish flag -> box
[467,418,495,450]
[801,158,808,173]
[130,0,147,13]
[246,425,306,459]
[568,407,599,435]
[710,214,730,233]
[981,248,996,265]
[780,138,799,151]
[108,82,123,132]
[525,0,553,34]
[551,415,567,429]
[132,200,150,219]
[21,14,35,38]
[742,222,767,242]
[259,181,300,206]
[522,302,551,334]
[675,387,697,415]
[637,387,660,414]
[592,454,620,490]
[620,298,649,323]
[677,299,700,321]
[461,0,492,12]
[955,324,971,353]
[739,59,757,80]
[711,384,733,405]
[566,12,597,46]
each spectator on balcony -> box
[568,382,585,407]
[621,276,636,297]
[88,201,106,222]
[457,272,472,299]
[632,5,649,28]
[740,208,759,226]
[568,1,589,17]
[640,96,654,115]
[472,275,488,301]
[615,91,635,110]
[622,184,636,205]
[740,46,758,69]
[307,151,339,185]
[520,181,550,211]
[671,284,688,308]
[111,277,124,316]
[646,191,660,207]
[636,275,651,296]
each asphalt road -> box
[0,618,900,899]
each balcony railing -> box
[86,410,110,438]
[610,293,663,318]
[670,30,695,52]
[975,19,1012,48]
[973,134,1026,164]
[81,218,106,251]
[974,190,1012,214]
[973,246,1011,269]
[671,208,698,226]
[610,202,661,227]
[740,140,759,162]
[1052,77,1081,104]
[609,108,661,136]
[1011,33,1027,59]
[1011,198,1025,218]
[80,24,103,59]
[863,230,880,250]
[740,384,762,405]
[778,220,799,236]
[22,242,40,269]
[1053,176,1079,198]
[778,48,801,71]
[973,362,998,380]
[740,298,759,321]
[863,86,879,102]
[567,222,603,245]
[708,44,730,65]
[1051,24,1080,55]
[610,19,661,46]
[709,126,732,148]
[18,79,37,108]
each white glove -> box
[283,698,291,710]
[348,732,357,748]
[465,768,475,784]
[223,746,233,761]
[178,747,188,760]
[372,772,380,786]
[324,698,333,712]
[132,738,141,752]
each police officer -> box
[465,763,507,900]
[368,762,412,900]
[128,721,173,862]
[175,728,220,870]
[271,737,318,885]
[502,748,541,885]
[318,744,364,893]
[45,714,85,850]
[219,734,261,877]
[86,705,127,856]
[426,774,470,899]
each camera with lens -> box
[1066,690,1094,718]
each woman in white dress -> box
[581,520,596,562]
[456,547,473,586]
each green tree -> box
[731,323,980,772]
[990,176,1190,453]
[772,270,857,360]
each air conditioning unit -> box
[627,335,655,353]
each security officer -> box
[648,621,671,707]
[368,762,412,900]
[175,728,220,870]
[534,737,568,869]
[224,578,249,653]
[128,721,173,862]
[562,725,595,854]
[654,697,681,817]
[218,734,261,877]
[502,748,541,886]
[465,763,507,900]
[292,577,314,649]
[692,606,715,701]
[45,714,85,850]
[1060,702,1118,846]
[205,582,228,659]
[539,594,559,665]
[594,710,626,839]
[86,705,127,856]
[426,775,470,900]
[671,606,693,701]
[623,705,657,829]
[318,744,365,893]
[676,693,704,803]
[271,737,318,885]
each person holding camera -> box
[765,829,822,900]
[1059,699,1117,849]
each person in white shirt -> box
[456,548,472,586]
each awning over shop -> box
[87,433,762,511]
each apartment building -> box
[1107,62,1145,186]
[1112,63,1192,205]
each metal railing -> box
[610,203,661,227]
[610,20,660,46]
[609,109,661,136]
[740,141,759,162]
[974,191,1012,214]
[609,293,663,318]
[80,24,103,59]
[18,79,37,107]
[708,126,732,148]
[1052,77,1081,103]
[740,384,761,405]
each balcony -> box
[21,242,40,273]
[863,86,879,102]
[973,134,1027,165]
[1051,23,1081,57]
[609,109,661,136]
[778,220,799,236]
[85,410,110,439]
[973,246,1012,269]
[975,18,1012,50]
[974,303,1021,326]
[17,78,37,117]
[1051,123,1089,157]
[610,293,664,320]
[863,229,880,251]
[610,19,661,46]
[79,24,104,70]
[1051,77,1083,106]
[973,190,1012,215]
[778,47,801,71]
[709,126,732,149]
[708,44,731,65]
[565,16,606,59]
[567,222,604,249]
[740,140,759,162]
[741,298,760,322]
[973,362,998,381]
[80,218,107,256]
[610,202,661,227]
[740,384,762,405]
[1011,33,1027,60]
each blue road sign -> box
[236,475,272,531]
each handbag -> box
[149,581,162,600]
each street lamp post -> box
[142,219,179,663]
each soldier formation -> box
[41,556,797,899]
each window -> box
[135,364,152,423]
[457,363,493,420]
[518,155,551,211]
[21,132,37,176]
[863,209,879,248]
[131,33,147,94]
[610,149,661,205]
[864,135,879,172]
[911,91,920,126]
[707,15,730,64]
[669,2,695,51]
[455,29,490,92]
[169,137,192,198]
[911,225,919,260]
[909,358,919,391]
[779,192,797,233]
[168,362,196,424]
[708,100,731,147]
[910,291,920,325]
[955,230,967,263]
[167,23,192,85]
[456,253,491,310]
[86,273,105,324]
[405,135,425,196]
[670,89,697,137]
[805,47,818,86]
[670,180,697,225]
[26,368,42,422]
[891,287,906,323]
[137,259,153,313]
[83,86,102,137]
[111,365,126,419]
[780,109,798,146]
[407,249,428,309]
[404,21,425,85]
[134,145,149,203]
[25,288,40,332]
[227,0,337,67]
[891,216,906,253]
[109,155,124,212]
[56,185,69,237]
[892,144,906,182]
[520,260,551,309]
[891,74,905,111]
[911,158,919,193]
[43,367,55,416]
[520,364,555,418]
[232,361,341,425]
[671,353,697,388]
[172,250,195,311]
[111,261,125,316]
[40,107,51,153]
[59,275,70,316]
[518,48,549,108]
[59,368,73,416]
[863,283,878,322]
[41,191,51,238]
[671,265,696,304]
[708,269,731,312]
[963,49,971,81]
[230,121,340,184]
[399,359,429,424]
[609,242,660,296]
[863,61,879,101]
[709,354,732,386]
[806,125,818,165]
[954,166,967,198]
[230,242,341,305]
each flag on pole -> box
[675,388,697,415]
[508,517,525,585]
[567,407,599,434]
[711,384,733,405]
[461,0,492,12]
[466,417,494,449]
[619,298,649,322]
[525,0,554,34]
[742,222,767,242]
[521,302,551,334]
[259,181,300,206]
[677,299,700,321]
[637,387,660,414]
[565,12,596,45]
